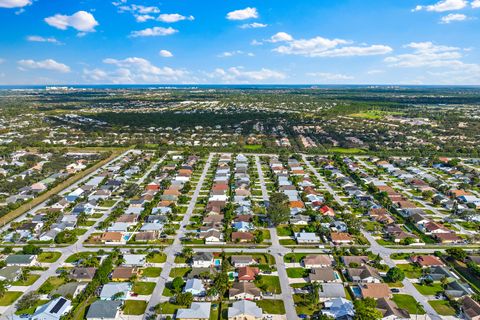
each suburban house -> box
[176,302,211,320]
[321,298,355,319]
[227,300,263,320]
[192,252,214,268]
[31,297,72,320]
[229,282,262,300]
[86,300,122,320]
[231,255,257,268]
[6,254,36,266]
[346,265,382,283]
[303,255,333,268]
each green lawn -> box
[428,300,456,316]
[132,282,156,295]
[413,283,443,296]
[142,267,162,278]
[396,263,422,278]
[169,267,191,278]
[327,147,366,154]
[157,302,187,314]
[0,291,22,306]
[65,251,99,263]
[392,294,426,314]
[254,275,281,293]
[12,274,40,286]
[15,299,49,315]
[147,252,167,263]
[37,252,62,263]
[294,294,320,315]
[123,300,147,315]
[256,300,285,314]
[37,277,65,294]
[286,268,309,278]
[276,226,293,236]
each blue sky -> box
[0,0,479,85]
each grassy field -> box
[349,110,403,119]
[0,150,120,226]
[132,282,156,295]
[286,268,309,278]
[256,300,285,314]
[396,263,422,278]
[15,299,49,315]
[254,275,281,293]
[0,291,22,306]
[157,302,186,314]
[146,252,167,263]
[169,267,191,278]
[123,300,147,315]
[413,283,443,296]
[392,294,426,314]
[327,147,366,154]
[37,251,62,263]
[12,274,40,286]
[142,267,162,278]
[428,300,456,316]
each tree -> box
[16,292,40,311]
[181,247,193,260]
[0,281,8,298]
[353,298,382,320]
[386,267,405,283]
[22,244,43,255]
[175,292,193,306]
[267,192,290,226]
[446,248,467,261]
[171,277,185,294]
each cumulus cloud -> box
[306,72,354,81]
[113,3,160,14]
[129,26,178,37]
[0,0,31,8]
[27,35,61,44]
[473,0,480,8]
[17,59,71,73]
[240,22,268,29]
[45,11,99,33]
[159,50,173,58]
[268,32,392,57]
[269,32,294,43]
[83,57,188,83]
[217,51,254,58]
[157,13,194,23]
[226,7,258,20]
[135,15,154,22]
[209,67,286,83]
[413,0,467,12]
[384,41,480,83]
[440,13,467,23]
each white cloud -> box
[157,13,194,23]
[440,13,467,23]
[307,72,354,81]
[413,0,467,12]
[130,26,178,38]
[27,35,60,44]
[384,41,480,83]
[159,50,173,58]
[45,11,99,33]
[385,42,462,67]
[84,57,188,83]
[240,22,268,29]
[113,3,160,14]
[269,32,294,43]
[135,14,154,22]
[210,67,285,83]
[367,69,384,75]
[0,0,31,8]
[473,0,480,8]
[17,59,71,73]
[226,7,258,20]
[217,50,254,58]
[269,32,392,57]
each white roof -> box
[176,302,211,319]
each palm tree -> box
[0,281,7,298]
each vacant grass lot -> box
[38,251,62,263]
[142,267,162,278]
[428,300,456,316]
[132,282,156,295]
[392,294,426,314]
[256,300,285,314]
[123,300,147,315]
[396,263,422,278]
[12,274,40,286]
[0,291,22,306]
[413,283,443,296]
[254,275,281,293]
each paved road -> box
[144,153,213,319]
[302,155,347,207]
[362,230,441,320]
[0,150,132,233]
[255,155,298,320]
